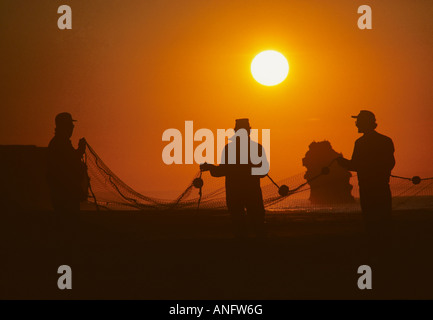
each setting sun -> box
[251,50,289,86]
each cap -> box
[351,110,376,122]
[234,118,251,130]
[55,112,77,126]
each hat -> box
[351,110,376,122]
[55,112,77,126]
[234,118,251,130]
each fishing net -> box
[84,143,433,212]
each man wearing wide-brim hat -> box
[201,118,269,238]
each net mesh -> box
[84,143,433,212]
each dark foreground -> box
[1,209,433,299]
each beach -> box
[2,208,433,299]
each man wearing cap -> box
[200,119,269,238]
[47,112,87,214]
[337,110,395,237]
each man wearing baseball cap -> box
[337,110,395,241]
[46,112,87,217]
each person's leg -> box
[373,185,393,262]
[50,193,75,268]
[231,208,246,238]
[360,186,393,296]
[369,185,392,250]
[360,183,392,238]
[51,194,80,249]
[246,190,266,238]
[51,193,68,235]
[226,195,246,238]
[381,184,393,236]
[359,189,378,269]
[359,188,377,237]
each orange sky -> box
[1,0,432,195]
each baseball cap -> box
[55,112,77,126]
[351,110,376,122]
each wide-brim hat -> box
[234,118,251,130]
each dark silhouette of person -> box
[337,110,395,237]
[47,112,87,215]
[200,119,269,238]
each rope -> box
[267,157,340,197]
[391,175,412,181]
[266,174,280,189]
[391,174,433,183]
[197,171,203,211]
[84,147,99,211]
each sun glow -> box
[251,50,289,86]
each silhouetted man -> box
[337,110,395,236]
[200,119,269,238]
[47,112,87,215]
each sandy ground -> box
[1,209,433,299]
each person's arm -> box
[200,147,228,177]
[199,163,228,177]
[76,137,87,157]
[336,157,352,169]
[337,142,358,172]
